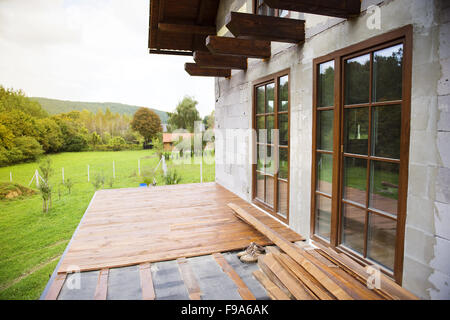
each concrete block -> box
[428,269,450,299]
[438,95,450,131]
[407,164,430,197]
[404,226,435,266]
[412,62,440,99]
[437,131,450,167]
[406,195,435,234]
[430,236,450,276]
[411,95,437,131]
[402,255,433,300]
[409,130,439,166]
[435,201,450,241]
[439,22,450,60]
[107,266,142,300]
[436,167,450,203]
[438,57,450,96]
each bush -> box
[92,172,105,190]
[109,136,126,151]
[14,136,44,162]
[164,168,181,185]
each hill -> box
[31,97,169,123]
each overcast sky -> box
[0,0,215,117]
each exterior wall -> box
[214,0,450,299]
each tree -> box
[130,107,162,143]
[91,132,101,150]
[203,110,215,130]
[36,118,63,153]
[168,96,201,133]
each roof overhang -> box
[148,0,220,56]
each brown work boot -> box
[237,242,265,258]
[240,245,263,263]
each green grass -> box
[0,149,215,300]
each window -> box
[311,26,412,283]
[254,70,290,223]
[254,0,290,18]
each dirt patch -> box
[0,182,36,200]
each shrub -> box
[109,136,126,151]
[14,136,44,162]
[65,178,74,194]
[92,172,105,190]
[164,168,181,185]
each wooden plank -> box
[253,270,290,300]
[264,0,361,19]
[228,203,352,299]
[225,12,305,43]
[94,268,109,300]
[185,63,231,77]
[266,247,335,300]
[177,258,202,300]
[212,253,256,300]
[206,36,271,59]
[194,51,247,70]
[158,23,216,35]
[45,273,67,300]
[314,242,418,300]
[139,263,155,300]
[261,253,316,300]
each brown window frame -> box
[252,69,290,225]
[310,25,413,284]
[252,0,291,18]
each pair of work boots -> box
[237,242,266,263]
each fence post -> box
[62,167,65,184]
[10,171,12,182]
[138,159,141,176]
[35,169,40,188]
[113,161,115,179]
[200,156,203,183]
[87,165,90,182]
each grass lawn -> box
[0,149,215,300]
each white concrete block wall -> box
[214,0,450,299]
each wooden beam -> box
[253,270,290,300]
[150,49,193,56]
[139,263,156,300]
[206,36,271,59]
[263,0,361,19]
[227,203,353,300]
[177,258,202,300]
[212,253,256,300]
[45,273,67,300]
[225,12,305,43]
[94,268,109,300]
[193,51,247,70]
[185,63,231,77]
[158,23,216,35]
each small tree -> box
[152,136,164,159]
[92,172,105,190]
[131,108,162,144]
[38,157,53,212]
[65,178,74,194]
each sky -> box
[0,0,215,117]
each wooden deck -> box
[58,183,303,273]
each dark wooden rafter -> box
[158,23,216,35]
[185,63,231,77]
[225,12,305,43]
[206,36,271,59]
[263,0,361,19]
[193,51,247,70]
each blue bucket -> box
[139,183,147,187]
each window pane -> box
[318,61,335,107]
[265,175,274,207]
[279,148,288,179]
[256,116,265,143]
[279,75,289,111]
[265,145,274,175]
[267,115,274,144]
[344,107,369,155]
[341,203,366,255]
[256,172,264,201]
[345,54,370,105]
[256,86,265,114]
[372,104,401,159]
[257,144,265,172]
[343,157,367,205]
[278,180,288,218]
[367,213,396,270]
[315,195,331,240]
[369,161,399,215]
[279,113,288,146]
[317,110,334,151]
[373,44,403,102]
[316,153,333,195]
[266,83,275,113]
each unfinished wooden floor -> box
[58,183,303,274]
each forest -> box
[0,86,149,167]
